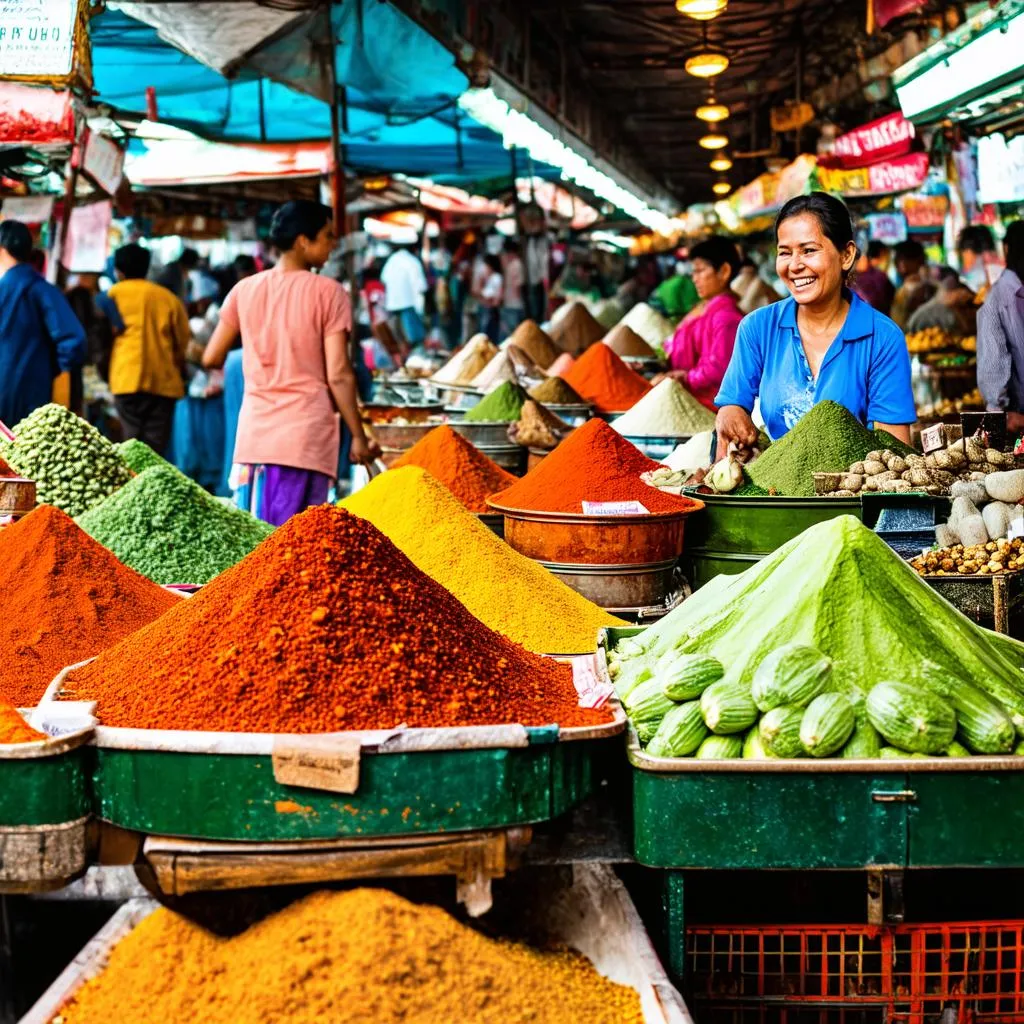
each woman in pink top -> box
[203,201,380,525]
[661,236,744,411]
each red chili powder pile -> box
[393,425,517,513]
[489,418,701,515]
[0,700,46,744]
[562,344,652,414]
[66,506,610,733]
[0,505,180,707]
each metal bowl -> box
[621,433,693,460]
[542,403,592,426]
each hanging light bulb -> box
[712,179,732,196]
[709,154,733,171]
[685,27,730,77]
[676,0,728,19]
[696,91,730,122]
[699,131,729,149]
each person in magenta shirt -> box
[660,236,744,410]
[203,201,380,525]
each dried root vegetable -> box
[911,537,1024,577]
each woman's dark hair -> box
[689,235,742,282]
[0,220,33,262]
[114,243,152,280]
[269,201,332,251]
[483,253,502,273]
[775,192,858,279]
[1005,221,1024,282]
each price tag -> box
[581,500,649,516]
[272,735,361,794]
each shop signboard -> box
[818,151,928,197]
[81,129,124,197]
[866,212,908,245]
[0,81,75,148]
[826,111,915,170]
[900,192,949,230]
[977,133,1024,204]
[0,0,84,83]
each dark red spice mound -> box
[489,418,700,515]
[0,505,180,707]
[66,506,608,733]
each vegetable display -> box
[613,515,1024,759]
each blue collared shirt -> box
[715,290,915,440]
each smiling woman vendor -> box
[715,192,915,453]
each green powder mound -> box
[747,401,914,497]
[77,465,273,585]
[116,439,173,475]
[734,480,769,496]
[0,404,132,517]
[614,515,1024,723]
[464,381,529,423]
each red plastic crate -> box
[687,922,1024,1024]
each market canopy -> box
[89,3,560,185]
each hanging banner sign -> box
[900,192,949,230]
[81,129,125,196]
[818,152,928,197]
[825,111,915,170]
[866,212,907,245]
[0,0,84,83]
[0,81,75,148]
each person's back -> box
[0,220,85,426]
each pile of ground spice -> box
[464,381,529,423]
[562,343,651,414]
[66,505,608,732]
[529,376,585,405]
[76,465,274,585]
[550,301,606,355]
[509,400,574,450]
[431,334,498,386]
[0,699,47,743]
[392,425,516,512]
[116,438,172,475]
[620,302,676,349]
[343,467,623,652]
[470,349,519,391]
[0,505,179,707]
[59,889,643,1024]
[547,352,576,376]
[0,404,133,517]
[603,323,658,359]
[507,320,561,369]
[747,401,917,497]
[612,378,716,436]
[491,418,700,515]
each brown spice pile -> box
[603,323,658,358]
[507,320,561,369]
[59,889,644,1024]
[550,301,605,355]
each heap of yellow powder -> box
[342,466,623,653]
[59,889,643,1024]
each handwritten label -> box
[581,501,650,516]
[272,735,361,794]
[0,0,79,79]
[82,130,124,196]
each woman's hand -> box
[715,405,759,459]
[651,370,688,388]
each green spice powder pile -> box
[747,401,914,497]
[464,381,529,423]
[0,404,133,517]
[77,465,274,584]
[116,439,173,475]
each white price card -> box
[581,500,649,516]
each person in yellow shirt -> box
[108,244,190,453]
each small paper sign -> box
[581,500,649,516]
[272,735,361,794]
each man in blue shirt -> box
[0,220,86,427]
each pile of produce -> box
[612,378,716,437]
[0,698,47,743]
[0,505,179,707]
[490,418,701,515]
[509,400,574,450]
[65,505,609,733]
[562,344,651,414]
[464,381,529,423]
[470,349,519,392]
[0,404,132,517]
[906,327,956,354]
[603,323,658,359]
[818,434,1017,498]
[619,302,675,350]
[506,320,560,370]
[911,537,1024,577]
[528,376,585,406]
[77,465,273,585]
[745,401,914,497]
[57,889,642,1024]
[393,425,516,513]
[430,334,498,386]
[342,466,622,653]
[549,301,605,356]
[611,514,1024,758]
[116,439,170,475]
[919,388,984,418]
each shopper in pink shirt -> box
[203,201,380,525]
[661,236,744,411]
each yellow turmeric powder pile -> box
[60,889,644,1024]
[342,466,624,653]
[0,699,46,744]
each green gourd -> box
[646,701,707,758]
[751,643,832,712]
[866,681,956,755]
[659,653,725,702]
[842,713,882,758]
[694,734,744,760]
[700,680,758,735]
[624,677,675,742]
[743,726,775,759]
[919,668,1015,755]
[800,693,855,757]
[758,706,805,758]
